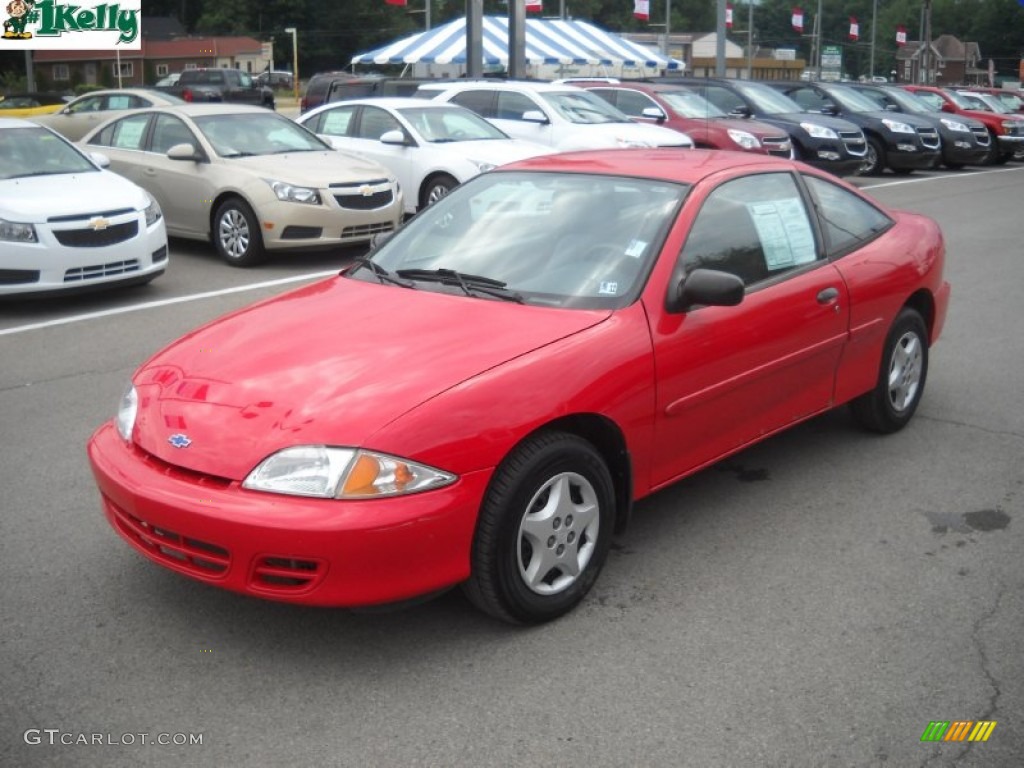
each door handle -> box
[817,287,840,304]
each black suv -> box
[845,83,992,169]
[649,77,866,176]
[763,81,942,175]
[300,72,434,113]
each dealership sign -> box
[1,0,141,49]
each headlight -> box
[726,129,761,150]
[0,217,37,243]
[266,180,321,205]
[882,118,915,134]
[143,195,162,226]
[242,446,457,499]
[1001,121,1018,132]
[939,118,969,132]
[800,122,839,140]
[116,385,138,442]
[471,160,496,173]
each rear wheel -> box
[850,308,929,433]
[213,198,266,267]
[462,432,615,624]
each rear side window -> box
[450,90,495,117]
[701,85,745,114]
[90,114,150,150]
[803,175,893,256]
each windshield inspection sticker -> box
[625,240,647,258]
[598,281,619,295]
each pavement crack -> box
[0,367,131,394]
[916,414,1024,441]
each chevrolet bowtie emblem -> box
[359,184,374,197]
[88,216,111,231]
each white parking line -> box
[0,270,337,337]
[860,164,1024,190]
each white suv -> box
[415,80,694,151]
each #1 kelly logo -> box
[2,0,141,49]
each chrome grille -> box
[64,259,140,282]
[341,221,394,239]
[333,188,394,211]
[917,127,940,150]
[839,130,867,156]
[54,220,138,248]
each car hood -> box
[769,113,861,132]
[446,138,555,165]
[229,150,394,185]
[0,169,147,222]
[860,110,936,128]
[555,120,693,149]
[131,277,609,480]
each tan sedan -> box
[31,88,186,141]
[79,104,403,266]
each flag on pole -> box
[526,0,542,11]
[792,8,804,34]
[384,0,407,6]
[634,0,650,22]
[726,4,733,29]
[896,25,907,46]
[849,17,859,42]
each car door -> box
[351,105,419,194]
[49,93,107,140]
[140,113,214,238]
[646,171,850,488]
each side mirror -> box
[88,151,111,168]
[820,104,840,116]
[379,129,407,146]
[667,268,745,313]
[940,102,955,113]
[521,110,550,124]
[166,142,199,161]
[729,105,752,119]
[641,106,667,122]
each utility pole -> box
[814,0,823,80]
[869,0,877,78]
[746,0,754,79]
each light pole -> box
[284,26,298,103]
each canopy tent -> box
[350,16,683,76]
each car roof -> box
[1,117,55,129]
[418,80,584,93]
[498,147,798,185]
[110,103,276,117]
[309,97,455,111]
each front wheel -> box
[463,432,615,624]
[850,308,929,433]
[213,198,266,267]
[861,136,886,175]
[419,173,458,210]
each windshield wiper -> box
[350,257,415,288]
[395,268,524,303]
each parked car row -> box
[3,76,1019,298]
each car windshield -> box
[734,82,804,114]
[872,87,930,114]
[0,125,97,179]
[541,90,631,124]
[397,105,508,142]
[354,171,688,309]
[942,89,978,109]
[194,112,330,157]
[659,89,728,118]
[823,84,882,112]
[959,92,1011,114]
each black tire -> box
[462,432,615,624]
[212,198,266,267]
[419,173,458,210]
[862,136,886,175]
[982,132,1003,165]
[850,308,929,433]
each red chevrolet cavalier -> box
[88,149,950,624]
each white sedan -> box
[0,119,167,297]
[296,97,554,214]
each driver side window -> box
[680,173,821,287]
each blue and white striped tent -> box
[351,16,683,73]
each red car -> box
[88,150,950,624]
[902,84,1024,163]
[573,80,793,157]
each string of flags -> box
[383,2,916,48]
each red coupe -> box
[88,150,950,624]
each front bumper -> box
[88,423,489,607]
[885,145,942,171]
[0,213,167,297]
